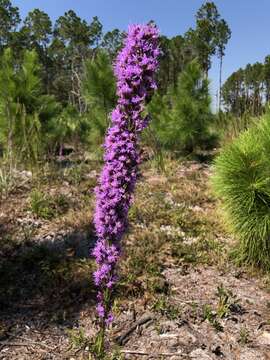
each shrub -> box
[212,112,270,268]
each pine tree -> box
[173,59,214,152]
[0,0,20,50]
[44,105,78,156]
[0,48,16,166]
[149,59,214,153]
[82,50,116,150]
[212,112,270,268]
[0,48,60,166]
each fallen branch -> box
[114,314,154,345]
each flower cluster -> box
[92,24,160,325]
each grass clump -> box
[152,295,181,320]
[212,112,270,269]
[29,189,70,219]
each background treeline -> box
[2,0,270,165]
[222,57,270,117]
[0,0,233,167]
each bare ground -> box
[0,158,270,359]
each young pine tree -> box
[0,48,17,166]
[44,105,79,156]
[83,50,116,151]
[212,112,270,268]
[173,59,214,153]
[149,59,214,154]
[0,49,43,166]
[0,48,60,167]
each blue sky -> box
[12,0,270,109]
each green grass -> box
[29,189,71,219]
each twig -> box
[0,341,33,347]
[114,314,154,345]
[0,338,54,350]
[120,350,188,357]
[0,329,23,352]
[7,331,56,350]
[173,297,209,305]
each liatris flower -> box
[92,23,160,327]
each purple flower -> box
[97,303,105,318]
[105,313,114,326]
[92,23,160,326]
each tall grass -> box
[214,112,258,146]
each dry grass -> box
[1,157,270,359]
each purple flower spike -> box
[92,23,160,326]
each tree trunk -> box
[218,55,223,112]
